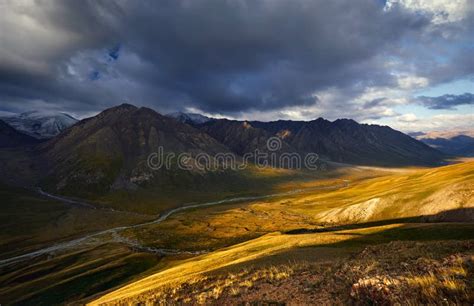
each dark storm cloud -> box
[418,93,474,110]
[0,0,471,118]
[110,0,430,114]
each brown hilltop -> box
[40,104,230,197]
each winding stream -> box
[0,180,349,267]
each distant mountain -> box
[0,119,40,148]
[407,131,426,138]
[1,111,78,139]
[420,135,474,157]
[196,118,445,166]
[167,112,212,125]
[263,118,445,166]
[411,130,474,140]
[40,104,230,197]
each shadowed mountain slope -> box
[0,119,40,148]
[39,104,231,198]
[196,118,445,166]
[197,119,294,156]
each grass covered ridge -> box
[91,160,474,305]
[90,224,474,305]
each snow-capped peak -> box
[167,112,212,124]
[0,110,78,139]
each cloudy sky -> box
[0,0,473,132]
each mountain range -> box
[195,118,444,166]
[166,111,447,165]
[0,104,447,203]
[413,134,474,157]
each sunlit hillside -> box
[91,160,474,305]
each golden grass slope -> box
[91,160,474,305]
[89,224,404,305]
[311,160,474,223]
[90,223,474,305]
